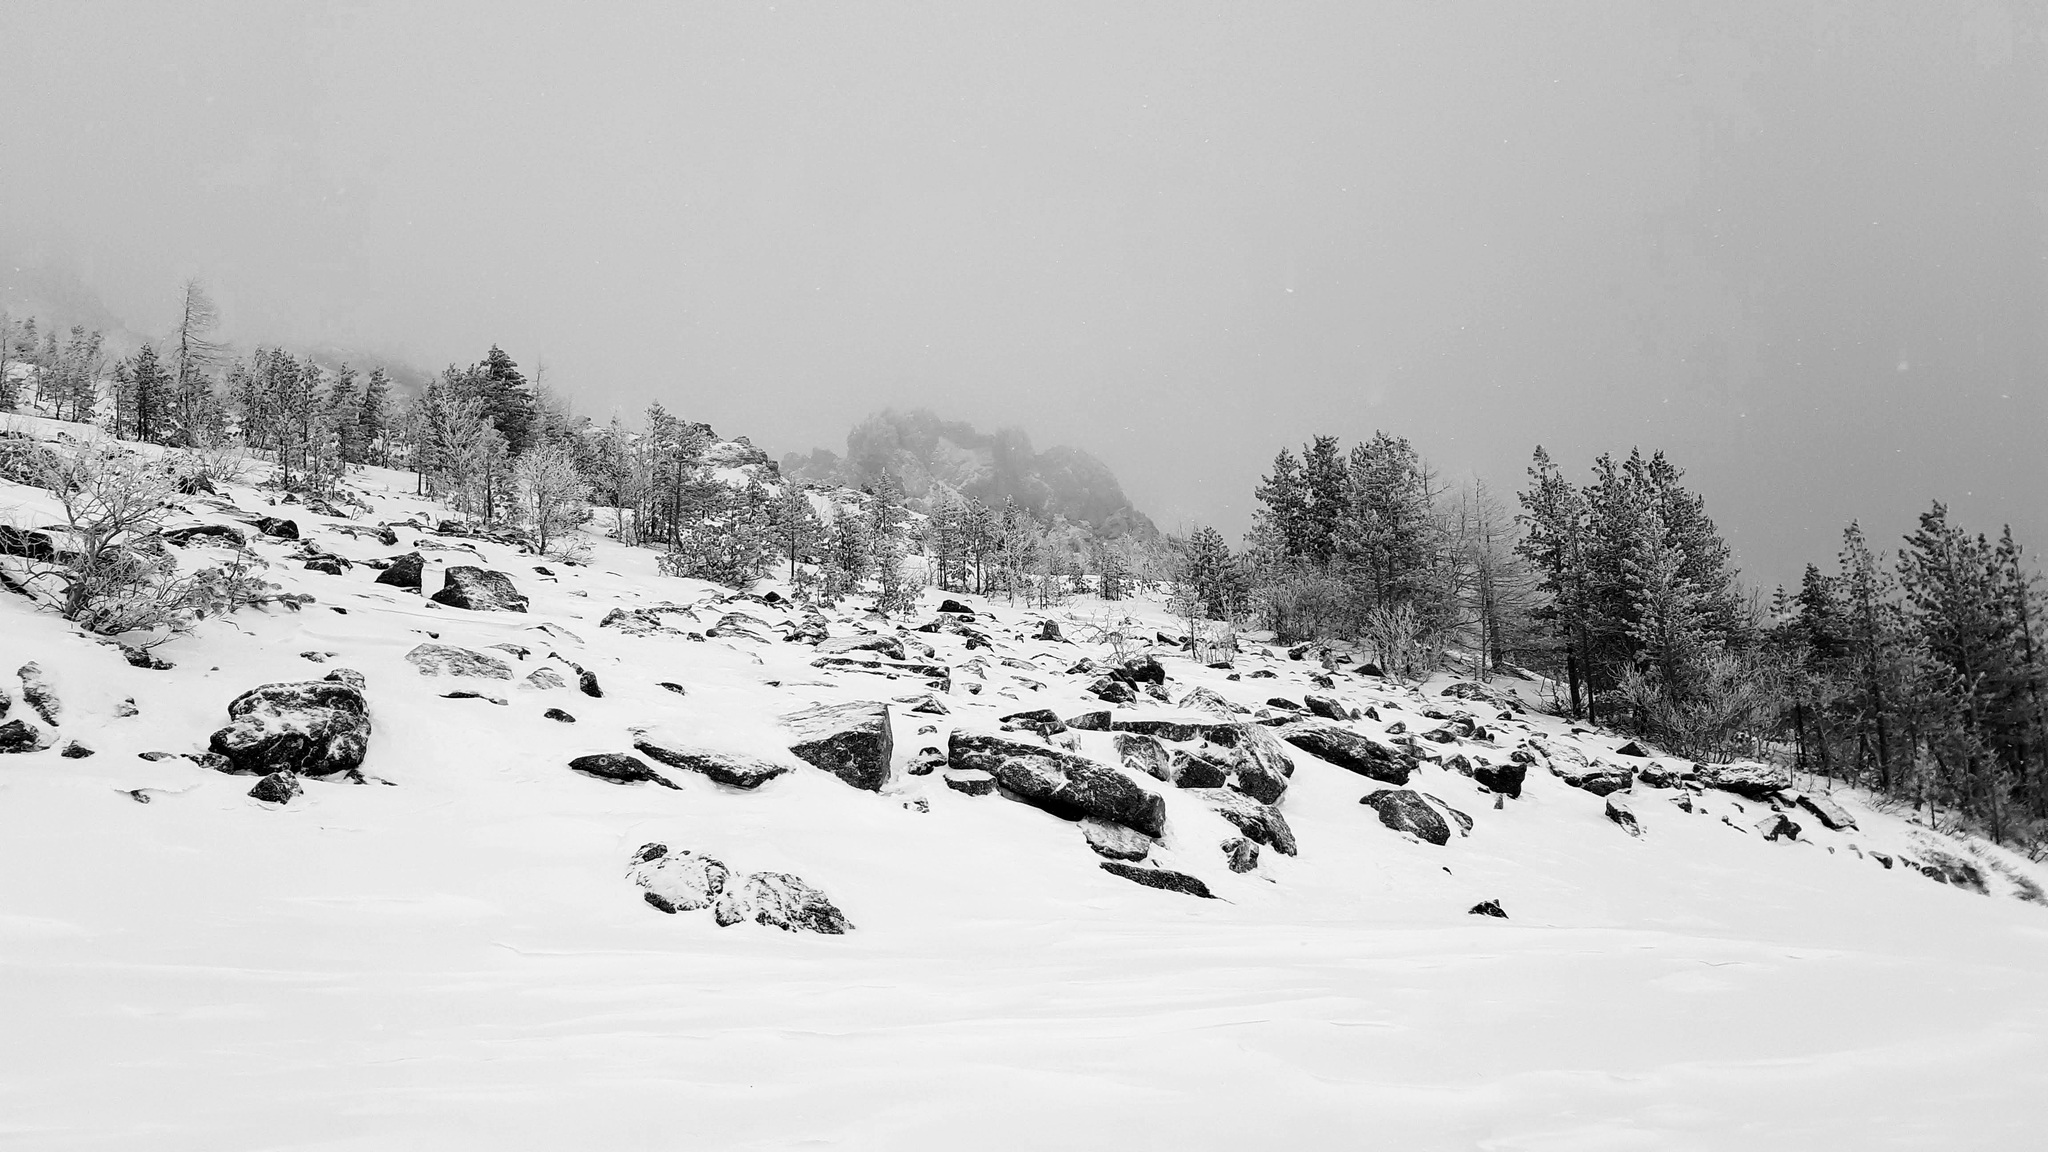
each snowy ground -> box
[3,425,2046,1150]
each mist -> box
[2,0,2042,586]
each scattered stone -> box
[1545,753,1634,797]
[248,771,302,805]
[1670,792,1694,813]
[1605,795,1642,837]
[950,731,1167,837]
[634,731,794,790]
[17,663,59,726]
[628,844,731,913]
[253,516,299,539]
[782,701,894,791]
[207,669,371,778]
[543,708,576,723]
[907,747,947,775]
[567,753,679,789]
[943,768,998,795]
[1697,761,1792,800]
[303,556,347,575]
[1361,789,1451,846]
[713,871,852,933]
[1278,720,1415,785]
[1797,792,1858,831]
[658,681,688,696]
[1088,676,1138,704]
[1186,787,1297,855]
[440,690,508,705]
[1302,693,1349,721]
[1099,861,1214,898]
[430,566,529,612]
[1082,818,1154,861]
[1119,655,1166,685]
[1755,812,1801,842]
[1222,837,1260,873]
[524,667,567,691]
[578,669,603,698]
[115,697,137,718]
[120,647,173,670]
[164,523,248,548]
[1636,763,1687,788]
[405,643,514,679]
[59,740,93,758]
[600,607,671,636]
[1468,900,1508,918]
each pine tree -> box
[357,368,391,466]
[770,484,824,582]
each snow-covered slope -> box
[2,424,2046,1150]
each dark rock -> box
[1426,793,1474,835]
[1472,757,1527,799]
[1088,676,1138,704]
[248,771,302,805]
[1064,709,1112,731]
[430,566,529,612]
[903,694,948,715]
[0,719,49,753]
[600,607,670,636]
[1279,720,1414,785]
[17,663,60,725]
[634,731,793,790]
[1000,708,1067,735]
[1360,789,1451,846]
[1114,731,1171,781]
[943,768,998,795]
[164,523,248,548]
[1614,741,1650,757]
[567,753,679,789]
[379,552,433,589]
[1540,747,1634,796]
[782,701,894,791]
[950,731,1166,837]
[628,844,731,913]
[1697,761,1792,800]
[1265,697,1302,712]
[938,598,971,614]
[1755,812,1801,842]
[1186,787,1297,855]
[1222,836,1260,873]
[658,681,688,696]
[543,708,576,723]
[120,647,172,670]
[1605,795,1642,837]
[1035,620,1063,642]
[207,669,371,778]
[1636,763,1686,788]
[1081,818,1153,861]
[906,747,947,775]
[1226,722,1295,805]
[524,667,567,690]
[59,739,93,759]
[1119,655,1166,685]
[1098,861,1214,898]
[254,516,299,539]
[1110,716,1236,743]
[1168,748,1231,789]
[1797,792,1858,831]
[1302,693,1348,721]
[405,643,514,679]
[1468,900,1508,918]
[713,871,852,933]
[1178,687,1241,716]
[0,525,57,560]
[302,556,347,575]
[577,669,603,698]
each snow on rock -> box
[632,728,794,790]
[712,871,853,933]
[781,700,893,791]
[405,643,515,680]
[429,565,529,612]
[1184,787,1298,856]
[949,730,1168,837]
[566,752,678,789]
[1360,788,1451,846]
[17,661,62,725]
[375,551,425,590]
[1098,860,1214,898]
[0,717,52,753]
[1278,719,1415,785]
[1081,817,1154,861]
[206,669,371,778]
[628,843,732,913]
[1700,760,1793,800]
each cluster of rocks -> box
[627,842,851,933]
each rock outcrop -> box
[949,731,1167,837]
[781,701,894,791]
[1279,720,1414,785]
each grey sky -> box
[2,1,2043,586]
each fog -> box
[2,1,2042,585]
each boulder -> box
[567,753,679,789]
[17,662,60,726]
[816,634,907,661]
[253,516,299,540]
[1119,655,1166,685]
[164,523,247,548]
[0,719,51,753]
[1099,861,1214,899]
[1797,792,1858,831]
[1222,837,1260,873]
[1186,787,1297,855]
[303,556,347,575]
[1538,745,1634,796]
[1471,758,1527,799]
[1636,763,1687,788]
[1226,722,1294,805]
[712,872,852,933]
[938,598,971,614]
[599,607,670,636]
[1302,693,1349,721]
[633,731,793,790]
[207,669,371,778]
[1699,761,1793,800]
[628,843,731,913]
[949,731,1167,837]
[1755,812,1801,842]
[1081,818,1153,861]
[1468,900,1508,918]
[405,643,514,680]
[943,769,998,795]
[1088,677,1138,704]
[1614,741,1650,758]
[430,566,529,612]
[1114,731,1172,782]
[59,740,93,759]
[248,771,302,805]
[1168,747,1232,789]
[1605,795,1643,837]
[1064,710,1112,731]
[781,701,893,791]
[1179,687,1241,716]
[543,708,576,723]
[1110,716,1236,743]
[524,667,567,691]
[1360,789,1451,846]
[1279,720,1414,785]
[577,669,604,698]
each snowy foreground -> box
[3,446,2047,1150]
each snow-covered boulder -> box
[1360,788,1450,846]
[1278,720,1414,785]
[429,566,528,612]
[1225,722,1294,804]
[628,844,731,913]
[632,730,793,790]
[1185,787,1297,855]
[206,669,371,778]
[781,701,894,791]
[1081,818,1153,861]
[1113,731,1171,781]
[405,643,515,680]
[1168,747,1231,789]
[815,634,907,661]
[17,662,60,725]
[0,718,52,754]
[1797,792,1858,831]
[950,731,1167,837]
[1098,861,1213,898]
[1605,795,1642,837]
[567,753,678,789]
[713,871,852,933]
[1699,761,1792,800]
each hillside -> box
[782,408,1157,537]
[2,415,2046,1149]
